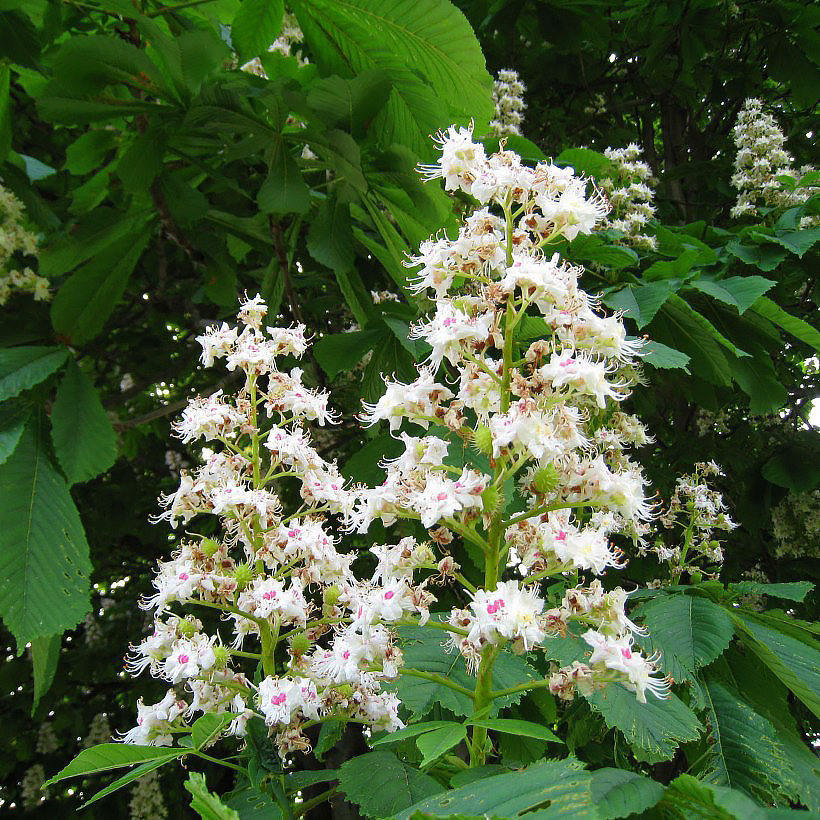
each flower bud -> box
[532,465,559,495]
[335,683,353,698]
[233,562,254,590]
[472,424,493,456]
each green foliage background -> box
[0,0,817,816]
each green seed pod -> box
[289,632,311,655]
[213,646,230,667]
[335,684,353,698]
[200,538,220,558]
[233,562,254,590]
[472,424,494,456]
[481,486,502,514]
[178,618,197,638]
[532,464,559,495]
[323,585,341,607]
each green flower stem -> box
[294,787,338,818]
[192,751,244,773]
[503,501,595,529]
[401,669,474,698]
[489,678,553,700]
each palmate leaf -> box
[337,750,444,818]
[700,678,799,804]
[588,685,702,763]
[0,346,67,402]
[395,759,592,819]
[589,768,665,819]
[231,0,284,63]
[290,0,492,156]
[731,612,820,719]
[51,359,117,485]
[638,594,734,683]
[661,774,771,820]
[0,419,92,649]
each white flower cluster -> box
[0,182,49,305]
[129,769,168,820]
[771,488,820,560]
[21,763,48,810]
[490,69,526,138]
[599,144,658,251]
[656,461,737,569]
[123,296,434,755]
[730,98,818,223]
[407,126,665,702]
[119,129,670,762]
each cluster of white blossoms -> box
[656,461,737,572]
[119,128,669,762]
[490,69,526,138]
[0,181,49,305]
[730,98,818,223]
[599,144,658,251]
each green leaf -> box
[51,360,117,485]
[225,788,284,819]
[40,207,152,277]
[731,612,820,720]
[588,685,701,762]
[257,139,310,214]
[313,328,383,380]
[284,769,339,791]
[395,759,592,819]
[661,774,768,820]
[0,420,92,649]
[726,240,787,272]
[728,581,814,602]
[186,772,240,820]
[762,442,820,492]
[117,128,167,193]
[30,632,61,714]
[638,594,734,683]
[730,351,788,415]
[415,724,467,767]
[290,0,492,157]
[44,34,164,96]
[44,743,185,787]
[50,230,151,345]
[341,432,403,484]
[601,281,676,329]
[315,717,344,761]
[231,0,284,62]
[371,720,459,747]
[0,346,67,402]
[751,296,820,353]
[700,678,799,804]
[191,713,234,750]
[306,70,392,137]
[465,717,563,744]
[760,228,820,258]
[0,64,11,163]
[555,147,613,177]
[390,625,538,718]
[0,400,30,466]
[337,751,444,818]
[689,275,775,314]
[83,757,182,808]
[641,340,690,370]
[666,294,749,357]
[589,768,665,819]
[650,300,732,386]
[307,194,355,271]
